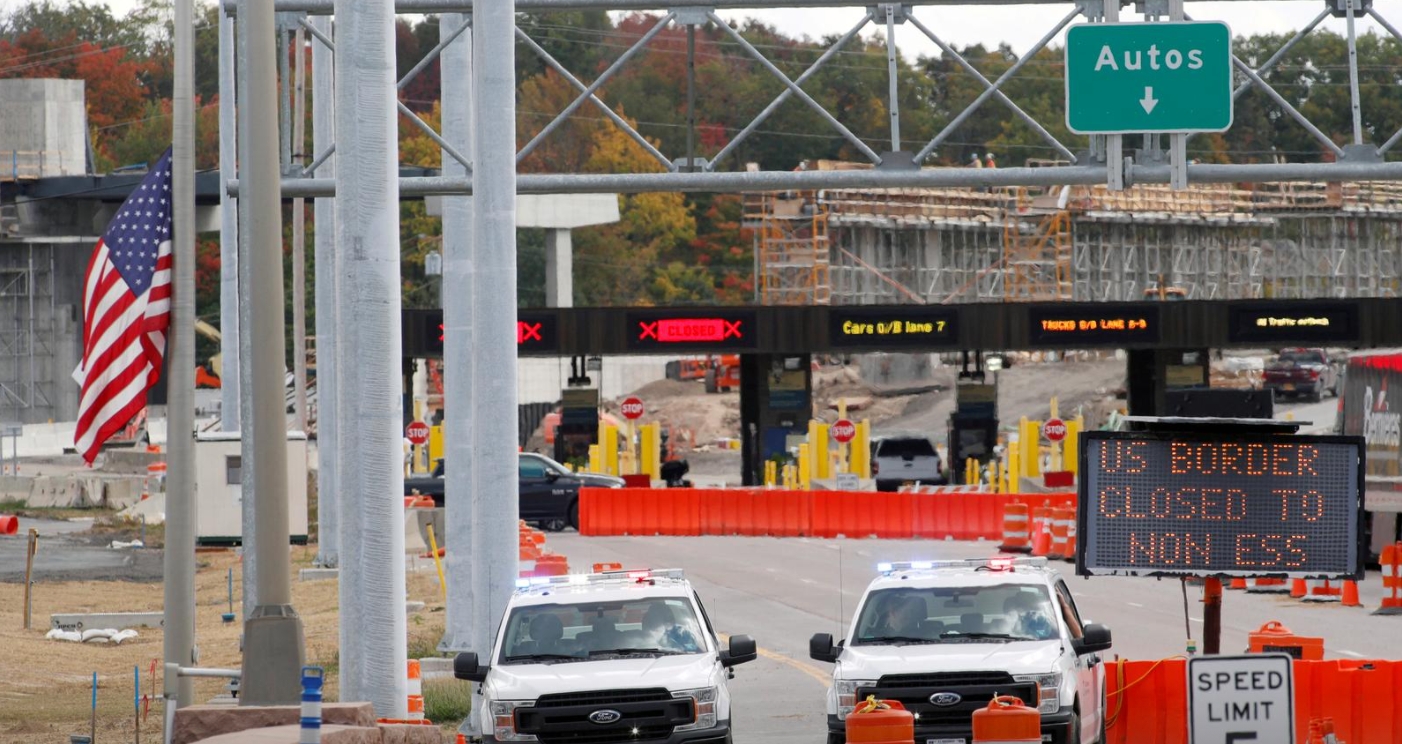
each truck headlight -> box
[1014,673,1062,714]
[488,700,537,742]
[834,679,878,721]
[673,687,720,731]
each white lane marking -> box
[856,550,871,558]
[765,567,778,573]
[801,578,818,586]
[1338,649,1365,658]
[1190,617,1203,623]
[1127,602,1145,608]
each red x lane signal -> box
[637,318,744,343]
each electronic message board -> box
[1027,305,1161,347]
[626,309,757,352]
[1227,301,1359,345]
[828,306,959,348]
[1077,431,1365,579]
[401,309,559,357]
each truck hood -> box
[488,654,716,699]
[836,640,1064,679]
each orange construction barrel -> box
[999,503,1030,553]
[845,696,914,744]
[1030,507,1053,557]
[973,695,1041,743]
[0,514,17,536]
[1247,620,1323,660]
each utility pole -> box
[166,0,198,709]
[239,0,305,706]
[292,26,308,433]
[334,0,408,716]
[217,0,239,432]
[311,15,338,568]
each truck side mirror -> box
[453,651,489,683]
[810,632,839,663]
[1071,624,1112,655]
[721,635,757,667]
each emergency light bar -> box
[514,568,687,591]
[877,557,1048,574]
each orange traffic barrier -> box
[1248,621,1323,660]
[1229,578,1248,590]
[845,696,913,744]
[1378,543,1402,615]
[1248,578,1291,594]
[593,562,623,573]
[972,696,1040,743]
[1291,578,1308,598]
[999,503,1030,552]
[1304,579,1343,603]
[0,515,17,536]
[406,660,424,721]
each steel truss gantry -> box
[225,0,1402,202]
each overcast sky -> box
[13,1,1391,60]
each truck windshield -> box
[499,597,707,663]
[1278,350,1324,364]
[852,584,1058,644]
[876,439,937,459]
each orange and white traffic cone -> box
[1290,578,1308,599]
[407,659,424,720]
[1229,578,1248,590]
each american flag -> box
[73,148,174,464]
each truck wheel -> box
[568,499,580,532]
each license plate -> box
[927,739,965,744]
[1284,383,1295,391]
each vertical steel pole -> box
[333,0,408,716]
[218,4,240,432]
[1168,0,1187,189]
[236,0,258,622]
[167,0,198,709]
[472,0,520,713]
[884,3,900,152]
[1103,0,1124,191]
[439,12,476,659]
[1345,0,1364,146]
[311,15,338,568]
[293,26,308,433]
[240,0,306,707]
[686,24,696,172]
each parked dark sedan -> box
[404,452,625,531]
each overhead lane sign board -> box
[828,306,959,349]
[1065,21,1234,135]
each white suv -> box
[454,568,756,744]
[809,557,1111,744]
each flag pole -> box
[165,0,198,708]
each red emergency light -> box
[638,318,744,343]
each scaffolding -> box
[746,190,831,305]
[0,242,56,422]
[748,166,1402,306]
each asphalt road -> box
[550,532,1401,744]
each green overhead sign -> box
[1064,21,1234,135]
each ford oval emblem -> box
[588,709,622,725]
[929,692,962,707]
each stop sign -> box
[620,396,645,420]
[405,421,430,445]
[1043,418,1067,442]
[831,419,857,444]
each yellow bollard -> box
[997,459,1007,494]
[798,443,812,491]
[1008,440,1021,494]
[765,460,778,487]
[588,444,602,474]
[602,425,620,476]
[640,423,660,481]
[1064,417,1083,475]
[425,524,447,601]
[853,420,871,479]
[811,421,831,481]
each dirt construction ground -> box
[0,532,449,744]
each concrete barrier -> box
[50,611,164,632]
